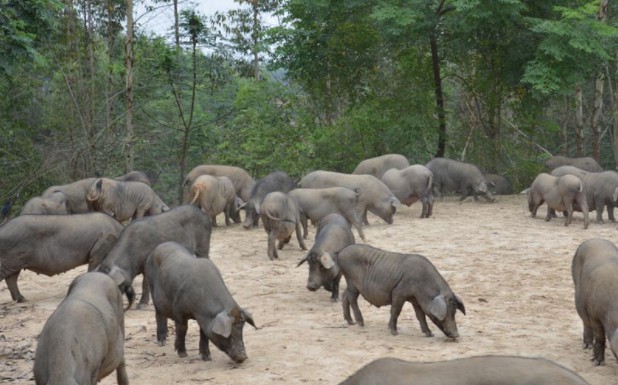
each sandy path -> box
[1,195,618,384]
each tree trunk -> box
[591,75,604,161]
[252,0,260,80]
[575,85,584,156]
[107,0,116,137]
[613,50,618,168]
[561,95,569,155]
[430,32,446,158]
[125,0,134,172]
[174,0,179,48]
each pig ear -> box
[241,308,257,329]
[430,295,447,321]
[212,311,233,338]
[391,197,400,208]
[455,295,466,315]
[478,182,487,193]
[319,253,336,269]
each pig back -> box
[338,356,591,385]
[572,238,618,300]
[352,154,410,179]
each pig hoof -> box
[200,354,211,361]
[178,351,188,358]
[137,303,149,309]
[16,296,27,303]
[390,330,398,336]
[423,331,434,337]
[592,358,604,366]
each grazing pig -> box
[98,205,212,309]
[552,167,618,223]
[241,171,297,229]
[42,177,97,213]
[299,170,399,225]
[259,191,307,260]
[288,187,366,241]
[188,175,241,226]
[21,192,68,215]
[296,213,356,302]
[183,165,255,224]
[527,173,589,229]
[545,155,603,172]
[352,154,410,179]
[338,244,465,338]
[115,170,152,185]
[0,213,123,302]
[146,242,256,363]
[425,157,494,202]
[485,173,513,195]
[338,356,591,385]
[381,165,433,218]
[34,272,128,385]
[572,238,618,365]
[86,177,169,223]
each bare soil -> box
[2,195,618,384]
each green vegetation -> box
[1,0,617,211]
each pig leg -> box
[563,201,574,226]
[389,296,406,336]
[342,284,364,327]
[137,276,151,309]
[299,213,309,239]
[174,319,189,358]
[267,230,278,260]
[295,221,307,251]
[5,272,25,302]
[116,360,129,385]
[411,301,433,337]
[595,198,605,223]
[582,323,593,349]
[156,310,168,346]
[331,275,341,303]
[591,322,606,366]
[198,327,211,361]
[607,205,615,222]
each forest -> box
[1,0,617,211]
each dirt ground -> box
[2,194,618,384]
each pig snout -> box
[306,277,322,292]
[229,345,248,363]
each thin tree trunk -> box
[107,0,116,136]
[252,0,260,80]
[575,86,584,156]
[613,50,618,167]
[591,75,604,161]
[561,95,569,155]
[430,32,446,158]
[125,0,134,172]
[174,0,179,47]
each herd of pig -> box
[1,154,617,384]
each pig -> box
[338,244,465,338]
[552,167,618,223]
[425,157,494,202]
[527,173,589,229]
[241,171,297,229]
[381,165,433,218]
[259,191,307,260]
[98,204,212,309]
[298,170,400,225]
[296,213,356,302]
[485,173,513,195]
[338,356,591,385]
[86,177,169,223]
[0,213,123,302]
[572,238,618,366]
[115,170,152,185]
[145,242,256,363]
[33,272,128,385]
[352,154,410,179]
[288,187,366,241]
[188,175,241,226]
[42,177,97,214]
[545,155,603,172]
[21,192,68,215]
